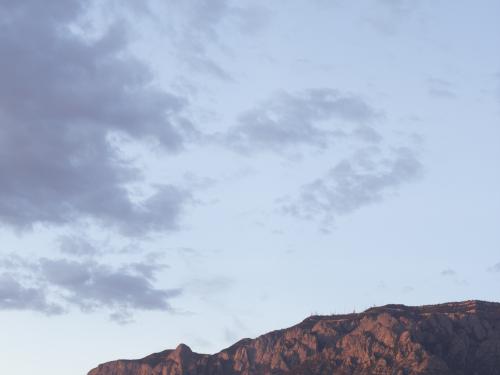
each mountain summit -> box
[88,300,500,375]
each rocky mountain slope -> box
[88,300,500,375]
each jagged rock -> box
[88,300,500,375]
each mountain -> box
[87,300,500,375]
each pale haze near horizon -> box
[0,1,499,374]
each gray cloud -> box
[488,262,500,273]
[439,269,468,286]
[428,78,457,99]
[41,258,178,312]
[58,235,102,258]
[0,0,193,235]
[363,0,425,35]
[0,254,180,321]
[281,146,422,227]
[147,0,268,81]
[441,268,457,276]
[225,89,381,154]
[0,274,62,314]
[223,87,422,228]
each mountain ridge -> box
[88,300,500,375]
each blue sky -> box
[0,1,499,374]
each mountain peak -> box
[173,343,191,353]
[169,344,193,363]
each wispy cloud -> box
[428,78,457,99]
[0,254,180,322]
[280,146,422,228]
[144,0,268,81]
[488,262,500,273]
[441,268,457,276]
[363,0,426,35]
[225,89,381,154]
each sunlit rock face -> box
[88,300,500,375]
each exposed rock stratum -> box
[88,300,500,375]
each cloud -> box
[281,146,422,226]
[0,0,193,235]
[225,89,381,154]
[184,276,233,296]
[363,0,425,35]
[441,268,457,276]
[0,274,62,314]
[222,87,423,229]
[41,258,178,312]
[488,262,500,273]
[0,254,180,321]
[146,0,268,80]
[427,78,457,99]
[58,235,102,258]
[440,268,468,286]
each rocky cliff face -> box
[88,300,500,375]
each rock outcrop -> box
[88,300,500,375]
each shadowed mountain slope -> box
[88,300,500,375]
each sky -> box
[0,1,499,374]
